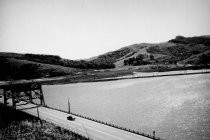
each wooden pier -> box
[0,81,45,109]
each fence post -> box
[68,98,70,113]
[153,131,155,140]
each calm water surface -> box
[43,74,210,140]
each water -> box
[43,74,210,140]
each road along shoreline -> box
[0,99,162,140]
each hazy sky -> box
[0,0,210,59]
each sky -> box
[0,0,210,60]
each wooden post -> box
[153,131,155,140]
[39,85,45,106]
[3,89,7,106]
[37,106,39,118]
[12,90,16,109]
[36,105,43,125]
[28,90,32,103]
[68,98,70,113]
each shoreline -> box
[0,68,210,86]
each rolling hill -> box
[0,54,78,80]
[88,35,210,68]
[0,52,115,80]
[1,35,210,80]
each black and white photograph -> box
[0,0,210,140]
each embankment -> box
[0,104,88,140]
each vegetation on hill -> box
[0,56,78,80]
[146,37,210,65]
[0,53,115,71]
[123,54,152,66]
[90,47,132,65]
[0,120,87,140]
[0,52,115,80]
[169,35,210,46]
[90,35,210,67]
[23,53,115,69]
[0,35,210,81]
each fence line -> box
[44,105,165,140]
[99,69,210,82]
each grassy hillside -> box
[0,104,88,140]
[89,35,210,68]
[0,53,115,70]
[1,35,210,81]
[0,52,115,80]
[0,55,78,80]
